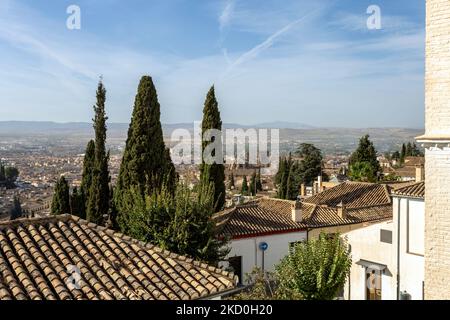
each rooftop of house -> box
[403,156,425,167]
[0,215,237,300]
[216,182,393,239]
[391,181,425,199]
[215,198,305,239]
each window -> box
[228,256,242,284]
[380,229,392,244]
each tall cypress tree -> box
[256,169,263,192]
[10,196,23,220]
[200,86,225,211]
[114,75,176,233]
[51,176,70,215]
[249,171,257,196]
[80,139,95,219]
[0,162,5,181]
[70,187,84,217]
[241,176,249,196]
[86,80,110,225]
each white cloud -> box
[219,0,235,31]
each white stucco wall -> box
[393,197,424,300]
[343,221,396,300]
[221,231,307,283]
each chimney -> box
[317,175,323,192]
[415,165,424,182]
[300,184,306,197]
[337,201,347,220]
[291,202,302,222]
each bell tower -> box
[417,0,450,300]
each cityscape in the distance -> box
[0,0,449,305]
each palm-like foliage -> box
[276,233,351,300]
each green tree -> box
[349,135,381,182]
[249,171,257,196]
[119,177,228,264]
[256,169,263,192]
[348,161,378,182]
[200,86,226,212]
[391,150,400,161]
[10,196,23,220]
[114,76,176,233]
[296,143,324,185]
[86,80,110,225]
[400,143,406,164]
[241,176,249,195]
[233,268,279,300]
[70,187,84,217]
[51,176,70,215]
[406,142,412,157]
[80,139,95,219]
[276,155,300,200]
[0,162,5,181]
[276,233,351,300]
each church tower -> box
[417,0,450,299]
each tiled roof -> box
[215,198,306,238]
[300,203,392,228]
[303,182,391,208]
[392,181,425,198]
[216,182,393,238]
[404,156,425,167]
[0,215,237,300]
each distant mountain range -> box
[0,121,424,154]
[0,120,314,134]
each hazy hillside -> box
[0,121,424,154]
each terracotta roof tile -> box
[0,215,237,300]
[216,182,393,237]
[392,181,425,198]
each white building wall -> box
[393,197,424,300]
[343,221,396,300]
[222,231,307,282]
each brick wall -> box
[424,0,450,299]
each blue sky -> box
[0,0,425,127]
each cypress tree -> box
[400,143,406,164]
[0,162,5,181]
[200,86,225,211]
[80,140,95,219]
[249,171,257,196]
[70,187,83,217]
[241,176,249,196]
[256,169,263,192]
[406,142,413,157]
[114,75,176,233]
[10,196,23,220]
[86,80,110,225]
[51,176,70,215]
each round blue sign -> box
[259,242,269,251]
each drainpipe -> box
[254,238,257,268]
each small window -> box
[380,229,392,244]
